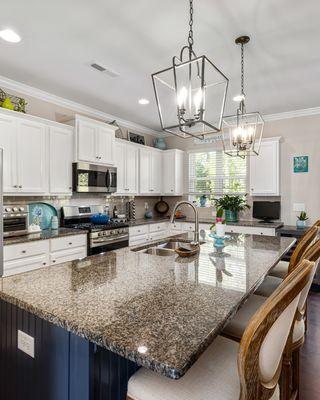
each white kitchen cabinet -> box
[50,234,87,265]
[17,120,47,193]
[76,115,115,165]
[250,138,280,196]
[0,114,18,192]
[0,115,47,194]
[162,149,184,195]
[129,223,170,246]
[139,147,162,195]
[4,240,50,277]
[49,126,73,194]
[115,140,139,195]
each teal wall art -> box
[293,156,309,173]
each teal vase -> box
[225,210,239,222]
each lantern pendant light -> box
[152,0,229,139]
[222,36,264,158]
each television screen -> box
[252,201,281,222]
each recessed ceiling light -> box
[0,29,21,43]
[233,94,245,102]
[138,98,149,105]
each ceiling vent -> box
[90,62,120,78]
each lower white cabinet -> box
[3,234,87,277]
[129,222,169,246]
[4,240,50,276]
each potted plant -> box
[296,211,308,229]
[214,195,250,222]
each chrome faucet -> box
[171,200,199,244]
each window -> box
[188,150,247,204]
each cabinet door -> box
[97,126,115,165]
[115,141,126,194]
[175,151,184,195]
[17,120,47,193]
[250,139,280,196]
[77,119,98,163]
[126,144,139,194]
[50,126,73,194]
[139,148,151,194]
[0,114,19,193]
[163,151,175,194]
[151,150,162,194]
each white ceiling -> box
[0,0,319,131]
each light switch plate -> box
[18,330,35,358]
[293,203,305,212]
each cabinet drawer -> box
[4,240,49,262]
[149,232,168,241]
[180,223,195,232]
[149,222,168,233]
[225,225,275,236]
[170,222,182,231]
[129,233,149,246]
[4,253,50,277]
[129,225,149,237]
[50,234,87,252]
[50,246,87,266]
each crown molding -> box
[264,106,320,122]
[0,75,163,137]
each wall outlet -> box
[18,330,35,358]
[293,203,306,212]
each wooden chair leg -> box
[280,352,292,400]
[292,348,300,400]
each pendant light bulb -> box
[193,88,203,113]
[177,86,188,109]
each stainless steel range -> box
[61,205,129,255]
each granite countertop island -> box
[0,232,295,381]
[4,227,88,246]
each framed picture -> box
[129,132,145,145]
[293,156,308,173]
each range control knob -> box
[12,207,18,212]
[19,207,25,212]
[5,207,11,212]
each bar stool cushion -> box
[269,260,289,279]
[127,335,279,400]
[255,275,283,297]
[223,294,266,339]
[293,318,305,344]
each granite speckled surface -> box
[0,232,294,379]
[4,228,87,246]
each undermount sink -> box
[143,247,175,257]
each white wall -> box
[164,114,320,226]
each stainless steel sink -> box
[143,247,175,256]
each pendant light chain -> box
[188,0,194,51]
[240,42,246,114]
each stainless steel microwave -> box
[73,163,117,193]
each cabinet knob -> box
[52,260,56,263]
[19,185,22,188]
[42,262,46,266]
[21,250,26,254]
[69,187,72,190]
[13,185,18,188]
[69,242,73,245]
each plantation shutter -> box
[188,150,247,196]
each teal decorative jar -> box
[296,220,306,229]
[153,137,167,150]
[225,210,239,222]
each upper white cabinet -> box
[17,120,47,193]
[250,137,280,196]
[49,126,73,194]
[162,149,184,195]
[0,114,47,194]
[75,115,115,165]
[139,147,162,195]
[115,140,139,195]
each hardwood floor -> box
[300,291,320,399]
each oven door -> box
[4,214,28,237]
[89,235,129,255]
[73,163,117,193]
